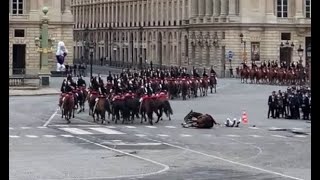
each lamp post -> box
[34,7,55,86]
[307,45,311,87]
[89,41,96,78]
[297,44,304,64]
[239,33,247,64]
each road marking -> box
[226,134,241,137]
[135,134,147,137]
[43,108,59,127]
[9,127,13,130]
[37,126,47,129]
[9,135,19,138]
[157,134,169,137]
[111,140,122,142]
[203,134,212,137]
[180,134,192,137]
[105,126,116,129]
[26,135,38,138]
[294,135,307,138]
[59,128,93,135]
[145,126,157,128]
[248,127,260,129]
[272,135,287,138]
[165,126,176,128]
[21,127,31,129]
[89,128,126,135]
[49,124,101,127]
[76,136,170,179]
[114,142,162,146]
[144,138,303,180]
[61,134,74,138]
[249,135,262,138]
[43,135,56,138]
[125,126,136,129]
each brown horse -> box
[190,78,199,98]
[153,93,173,122]
[60,93,75,123]
[199,77,209,97]
[87,90,99,116]
[240,68,249,83]
[139,96,160,125]
[92,95,108,124]
[181,110,218,128]
[180,79,190,100]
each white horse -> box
[56,41,68,72]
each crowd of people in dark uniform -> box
[267,86,311,120]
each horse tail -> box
[164,100,173,115]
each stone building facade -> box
[9,0,74,76]
[71,0,311,77]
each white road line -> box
[59,128,93,135]
[49,124,101,127]
[61,134,74,138]
[248,127,260,130]
[165,126,176,128]
[135,134,147,137]
[111,140,122,142]
[226,134,241,137]
[114,142,162,146]
[43,108,59,127]
[9,127,13,130]
[180,134,192,137]
[203,134,212,137]
[26,135,38,138]
[43,135,56,138]
[144,138,303,180]
[157,134,169,137]
[294,135,307,138]
[145,126,157,128]
[37,126,47,129]
[9,135,19,138]
[125,126,136,129]
[76,136,170,179]
[89,128,126,135]
[272,135,287,138]
[21,127,31,129]
[249,135,262,138]
[105,126,116,129]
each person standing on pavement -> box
[268,91,277,118]
[301,93,310,120]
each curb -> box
[9,92,60,96]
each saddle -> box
[112,95,124,102]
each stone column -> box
[206,0,213,16]
[103,2,106,27]
[265,0,276,22]
[191,0,198,17]
[198,0,205,16]
[89,5,92,26]
[228,0,236,16]
[295,0,304,18]
[213,0,220,16]
[64,0,71,13]
[220,0,228,16]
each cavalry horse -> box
[181,110,218,128]
[199,77,209,97]
[59,93,75,123]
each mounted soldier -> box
[202,68,208,78]
[77,76,86,87]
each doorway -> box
[12,44,26,75]
[280,47,292,65]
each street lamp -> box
[297,44,304,64]
[239,33,247,64]
[89,41,96,78]
[34,7,55,86]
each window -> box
[277,0,288,18]
[281,33,291,40]
[14,29,25,37]
[305,0,311,18]
[11,0,24,15]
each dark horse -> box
[181,110,218,128]
[60,93,75,123]
[209,75,217,93]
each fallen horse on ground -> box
[181,110,219,128]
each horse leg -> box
[155,109,163,123]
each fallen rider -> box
[181,110,219,128]
[225,118,241,127]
